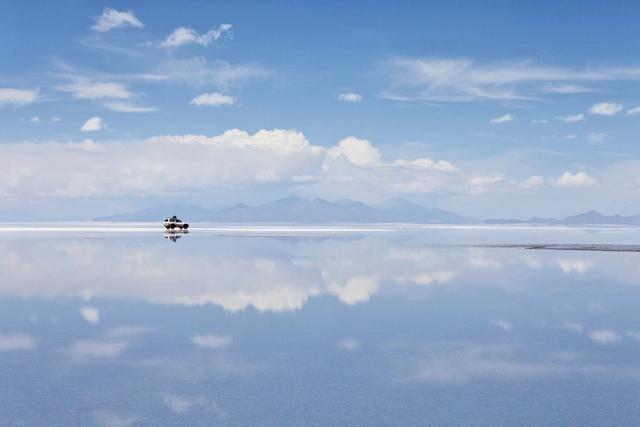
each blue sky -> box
[2,0,640,219]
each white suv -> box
[163,216,189,230]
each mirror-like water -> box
[2,226,640,426]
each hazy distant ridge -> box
[95,198,640,225]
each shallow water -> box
[2,226,640,426]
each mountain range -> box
[95,197,640,225]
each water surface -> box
[2,226,640,426]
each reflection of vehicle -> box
[164,230,188,242]
[164,216,189,230]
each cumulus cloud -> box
[81,116,104,132]
[558,113,585,123]
[162,24,232,48]
[381,57,640,102]
[338,92,362,103]
[328,136,380,165]
[191,334,232,349]
[29,116,40,123]
[555,171,597,187]
[588,329,621,344]
[556,258,592,274]
[589,102,623,116]
[80,306,100,324]
[0,88,38,106]
[327,276,379,305]
[91,8,144,32]
[190,92,236,106]
[0,334,36,352]
[489,113,513,124]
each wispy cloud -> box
[588,329,621,344]
[0,88,38,106]
[0,334,36,352]
[162,24,232,48]
[58,81,132,100]
[191,334,232,349]
[104,102,156,113]
[64,339,127,359]
[91,8,144,33]
[627,106,640,115]
[557,113,585,123]
[190,92,236,106]
[381,57,640,102]
[489,113,513,124]
[543,83,594,94]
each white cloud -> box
[588,329,621,345]
[588,132,607,144]
[91,8,144,32]
[0,334,36,351]
[51,117,61,123]
[627,106,640,115]
[59,81,132,100]
[562,322,584,333]
[337,338,360,351]
[162,24,232,48]
[80,306,100,324]
[65,340,127,358]
[148,57,269,90]
[468,175,504,193]
[489,113,513,124]
[558,113,585,123]
[162,394,226,418]
[191,334,232,349]
[564,134,577,140]
[104,102,156,113]
[328,136,380,165]
[556,258,592,274]
[543,84,594,94]
[530,118,548,124]
[81,116,104,132]
[338,92,362,103]
[491,320,512,331]
[555,171,597,187]
[190,92,236,106]
[520,175,544,189]
[382,57,640,102]
[392,158,457,172]
[29,116,40,123]
[327,276,379,305]
[92,409,140,427]
[0,88,38,106]
[589,102,623,116]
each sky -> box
[2,0,640,219]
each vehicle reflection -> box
[164,230,189,242]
